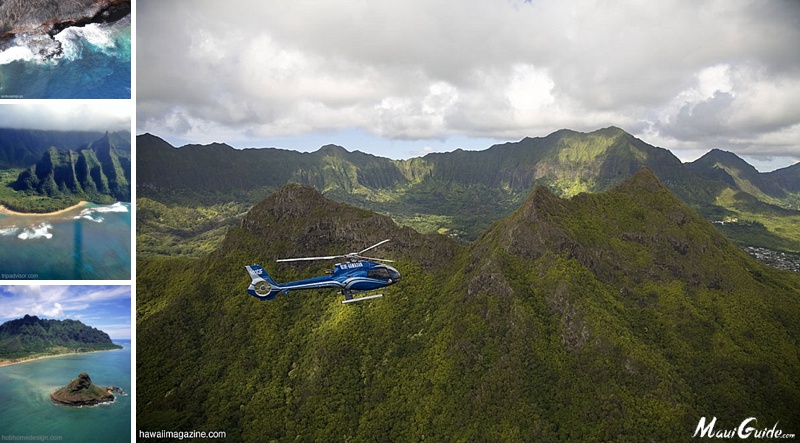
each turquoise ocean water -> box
[0,340,131,443]
[0,16,131,99]
[0,202,131,280]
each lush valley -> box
[0,314,122,362]
[137,175,800,441]
[0,130,131,213]
[137,127,800,257]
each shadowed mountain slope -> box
[137,128,800,255]
[0,128,130,169]
[8,131,131,205]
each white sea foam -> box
[94,202,129,213]
[52,29,82,61]
[76,23,116,49]
[0,32,57,65]
[55,23,116,59]
[73,202,129,223]
[0,14,128,67]
[0,45,37,64]
[76,214,104,223]
[0,226,19,236]
[17,223,53,240]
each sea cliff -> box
[0,0,130,58]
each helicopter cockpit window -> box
[367,268,390,279]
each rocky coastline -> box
[0,0,130,59]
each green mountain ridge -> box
[688,148,788,202]
[136,127,800,256]
[0,128,131,169]
[4,132,131,211]
[137,173,800,441]
[0,314,122,360]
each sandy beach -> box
[0,347,119,368]
[0,201,89,217]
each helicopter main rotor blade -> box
[359,256,394,263]
[359,239,390,255]
[275,240,393,263]
[276,255,344,262]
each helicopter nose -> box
[387,266,401,282]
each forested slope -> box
[137,171,800,441]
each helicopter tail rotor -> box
[245,265,284,300]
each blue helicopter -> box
[246,239,401,304]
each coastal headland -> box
[0,315,124,367]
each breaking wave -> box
[54,22,121,61]
[73,202,130,223]
[0,45,37,64]
[0,14,130,98]
[17,223,53,240]
[0,16,129,66]
[0,226,19,236]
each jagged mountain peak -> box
[613,166,675,195]
[181,141,236,151]
[692,148,755,171]
[316,144,349,156]
[688,147,787,198]
[484,167,725,281]
[230,183,457,270]
[138,133,172,147]
[244,183,334,223]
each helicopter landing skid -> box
[342,292,384,304]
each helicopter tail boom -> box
[245,265,284,300]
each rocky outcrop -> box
[0,0,130,37]
[50,372,115,407]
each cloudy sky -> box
[0,285,131,340]
[138,0,800,171]
[0,102,131,133]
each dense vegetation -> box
[137,127,800,256]
[0,131,131,213]
[0,128,130,169]
[0,314,121,360]
[137,174,800,441]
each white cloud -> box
[0,286,130,331]
[0,103,130,132]
[137,0,800,163]
[33,302,64,318]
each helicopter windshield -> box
[366,265,401,281]
[367,268,390,279]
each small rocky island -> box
[50,372,123,407]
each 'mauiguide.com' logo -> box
[693,417,795,439]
